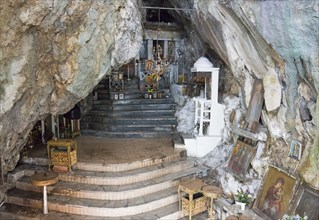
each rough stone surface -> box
[191,0,318,191]
[169,0,318,192]
[0,0,142,175]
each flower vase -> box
[235,201,246,211]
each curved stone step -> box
[6,187,179,217]
[20,148,186,172]
[0,202,185,220]
[18,159,195,186]
[16,166,205,200]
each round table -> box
[30,172,58,214]
[201,185,222,220]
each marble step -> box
[88,109,175,117]
[95,83,108,89]
[16,166,206,200]
[109,93,143,100]
[94,98,174,105]
[21,148,186,172]
[81,129,174,138]
[16,159,196,186]
[0,202,185,220]
[97,94,110,100]
[81,116,177,125]
[108,124,173,132]
[92,103,176,111]
[109,88,140,95]
[6,187,179,217]
[81,123,174,132]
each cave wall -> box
[0,0,142,173]
[169,0,318,190]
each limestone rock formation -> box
[170,0,318,190]
[0,0,142,173]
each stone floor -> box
[26,135,177,164]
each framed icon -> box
[289,140,302,160]
[227,140,257,180]
[290,183,319,220]
[253,166,298,220]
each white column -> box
[163,40,168,59]
[41,120,46,144]
[199,101,204,136]
[56,117,59,138]
[71,120,74,134]
[204,78,207,99]
[51,115,56,139]
[43,186,48,214]
[194,99,199,125]
[127,65,130,80]
[147,39,153,60]
[211,68,220,104]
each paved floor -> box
[27,135,177,164]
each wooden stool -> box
[201,185,222,219]
[178,179,207,220]
[30,172,58,214]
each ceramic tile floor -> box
[27,135,177,164]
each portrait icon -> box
[254,166,297,220]
[226,140,257,180]
[290,183,319,220]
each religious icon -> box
[289,140,302,160]
[254,166,297,220]
[290,183,319,220]
[226,140,257,180]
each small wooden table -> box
[47,139,77,171]
[201,185,222,219]
[178,179,207,220]
[30,172,58,214]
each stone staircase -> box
[81,77,177,138]
[0,150,209,219]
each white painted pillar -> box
[147,39,153,60]
[211,68,220,104]
[41,120,46,144]
[204,78,207,99]
[43,185,48,214]
[199,101,204,136]
[163,40,168,59]
[71,120,74,134]
[127,65,130,80]
[194,99,198,125]
[51,115,56,139]
[56,117,59,138]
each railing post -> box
[199,100,204,136]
